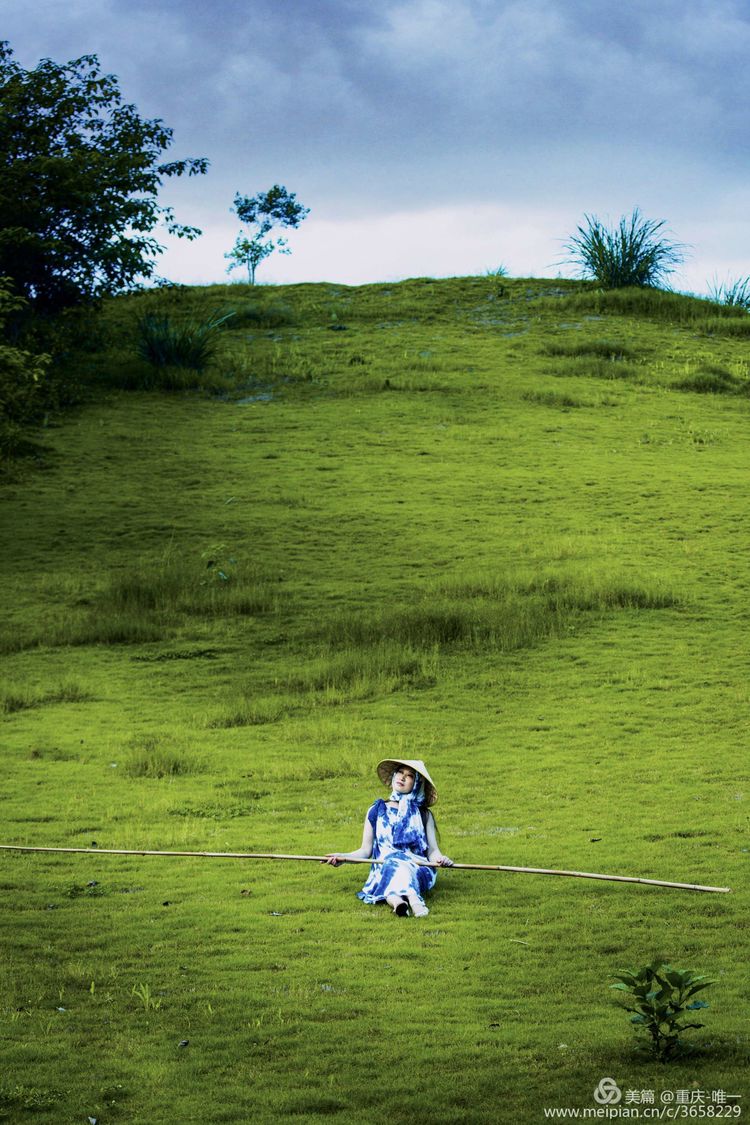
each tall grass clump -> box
[136,311,234,372]
[673,366,745,395]
[324,573,677,654]
[124,735,202,778]
[284,643,439,697]
[98,557,276,619]
[227,301,297,328]
[698,317,750,338]
[706,276,750,310]
[1,681,93,713]
[540,286,749,328]
[206,696,291,728]
[207,646,440,728]
[13,555,278,652]
[565,209,684,289]
[542,339,640,361]
[546,357,641,383]
[541,338,643,383]
[520,390,585,409]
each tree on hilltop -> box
[0,41,208,314]
[225,185,309,284]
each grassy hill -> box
[1,276,748,1123]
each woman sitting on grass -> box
[325,758,453,917]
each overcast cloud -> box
[3,0,749,288]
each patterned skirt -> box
[357,849,437,906]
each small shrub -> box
[136,310,234,371]
[565,208,684,288]
[611,961,715,1061]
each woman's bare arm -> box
[426,811,453,866]
[323,814,374,866]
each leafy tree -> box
[0,41,208,314]
[226,185,309,284]
[0,278,51,456]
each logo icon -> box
[594,1077,622,1105]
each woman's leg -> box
[406,892,428,917]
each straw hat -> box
[376,758,437,806]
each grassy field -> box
[0,276,748,1123]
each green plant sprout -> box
[610,960,715,1061]
[131,982,161,1012]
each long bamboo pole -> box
[0,844,730,893]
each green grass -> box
[124,735,204,778]
[1,680,92,713]
[1,274,748,1123]
[707,276,750,311]
[673,366,747,396]
[1,555,278,653]
[538,284,750,330]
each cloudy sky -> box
[4,0,749,290]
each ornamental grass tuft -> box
[565,208,685,289]
[136,310,234,372]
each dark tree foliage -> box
[0,41,208,313]
[232,185,309,231]
[0,277,51,456]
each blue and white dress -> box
[357,791,437,909]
